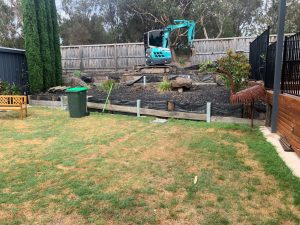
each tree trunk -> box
[171,47,178,64]
[200,16,209,39]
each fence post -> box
[137,99,141,117]
[143,76,147,86]
[206,102,211,123]
[28,95,32,105]
[167,101,175,111]
[281,36,288,92]
[114,44,118,71]
[233,37,237,52]
[271,0,287,133]
[79,46,84,72]
[265,104,272,126]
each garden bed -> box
[88,84,267,118]
[29,83,267,119]
[89,84,231,105]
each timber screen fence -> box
[61,36,278,72]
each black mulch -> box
[88,84,231,105]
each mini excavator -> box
[143,20,196,66]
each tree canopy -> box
[58,0,300,45]
[1,0,300,47]
[0,0,23,48]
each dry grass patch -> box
[0,108,299,225]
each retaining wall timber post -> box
[206,102,211,123]
[137,99,141,117]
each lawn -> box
[0,108,300,225]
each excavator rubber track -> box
[133,64,177,74]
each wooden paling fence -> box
[61,35,280,72]
[61,43,145,72]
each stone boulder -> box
[63,76,88,87]
[213,74,225,86]
[171,77,193,89]
[48,86,70,94]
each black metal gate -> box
[0,47,28,94]
[249,28,270,81]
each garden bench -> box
[0,95,27,119]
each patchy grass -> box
[0,108,300,225]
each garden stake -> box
[102,83,114,113]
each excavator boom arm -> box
[162,20,196,48]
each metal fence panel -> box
[264,42,277,89]
[0,47,28,93]
[249,28,270,81]
[281,33,300,96]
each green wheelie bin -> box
[66,87,88,118]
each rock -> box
[202,74,214,82]
[213,74,225,86]
[63,76,88,87]
[48,86,70,93]
[171,77,192,89]
[80,75,94,83]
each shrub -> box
[158,79,171,92]
[73,70,81,77]
[21,0,62,91]
[178,58,186,66]
[199,60,216,73]
[99,79,117,93]
[217,50,251,92]
[22,0,44,93]
[0,81,21,95]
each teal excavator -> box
[143,20,196,66]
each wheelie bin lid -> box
[66,87,88,92]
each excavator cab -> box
[143,20,196,66]
[144,30,172,65]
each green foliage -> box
[178,58,186,66]
[217,49,251,92]
[35,0,55,89]
[158,79,171,92]
[21,0,44,93]
[21,0,62,92]
[50,0,63,85]
[99,79,117,93]
[0,0,24,48]
[45,0,55,85]
[73,70,81,77]
[199,60,216,73]
[0,81,21,95]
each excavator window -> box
[149,30,163,47]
